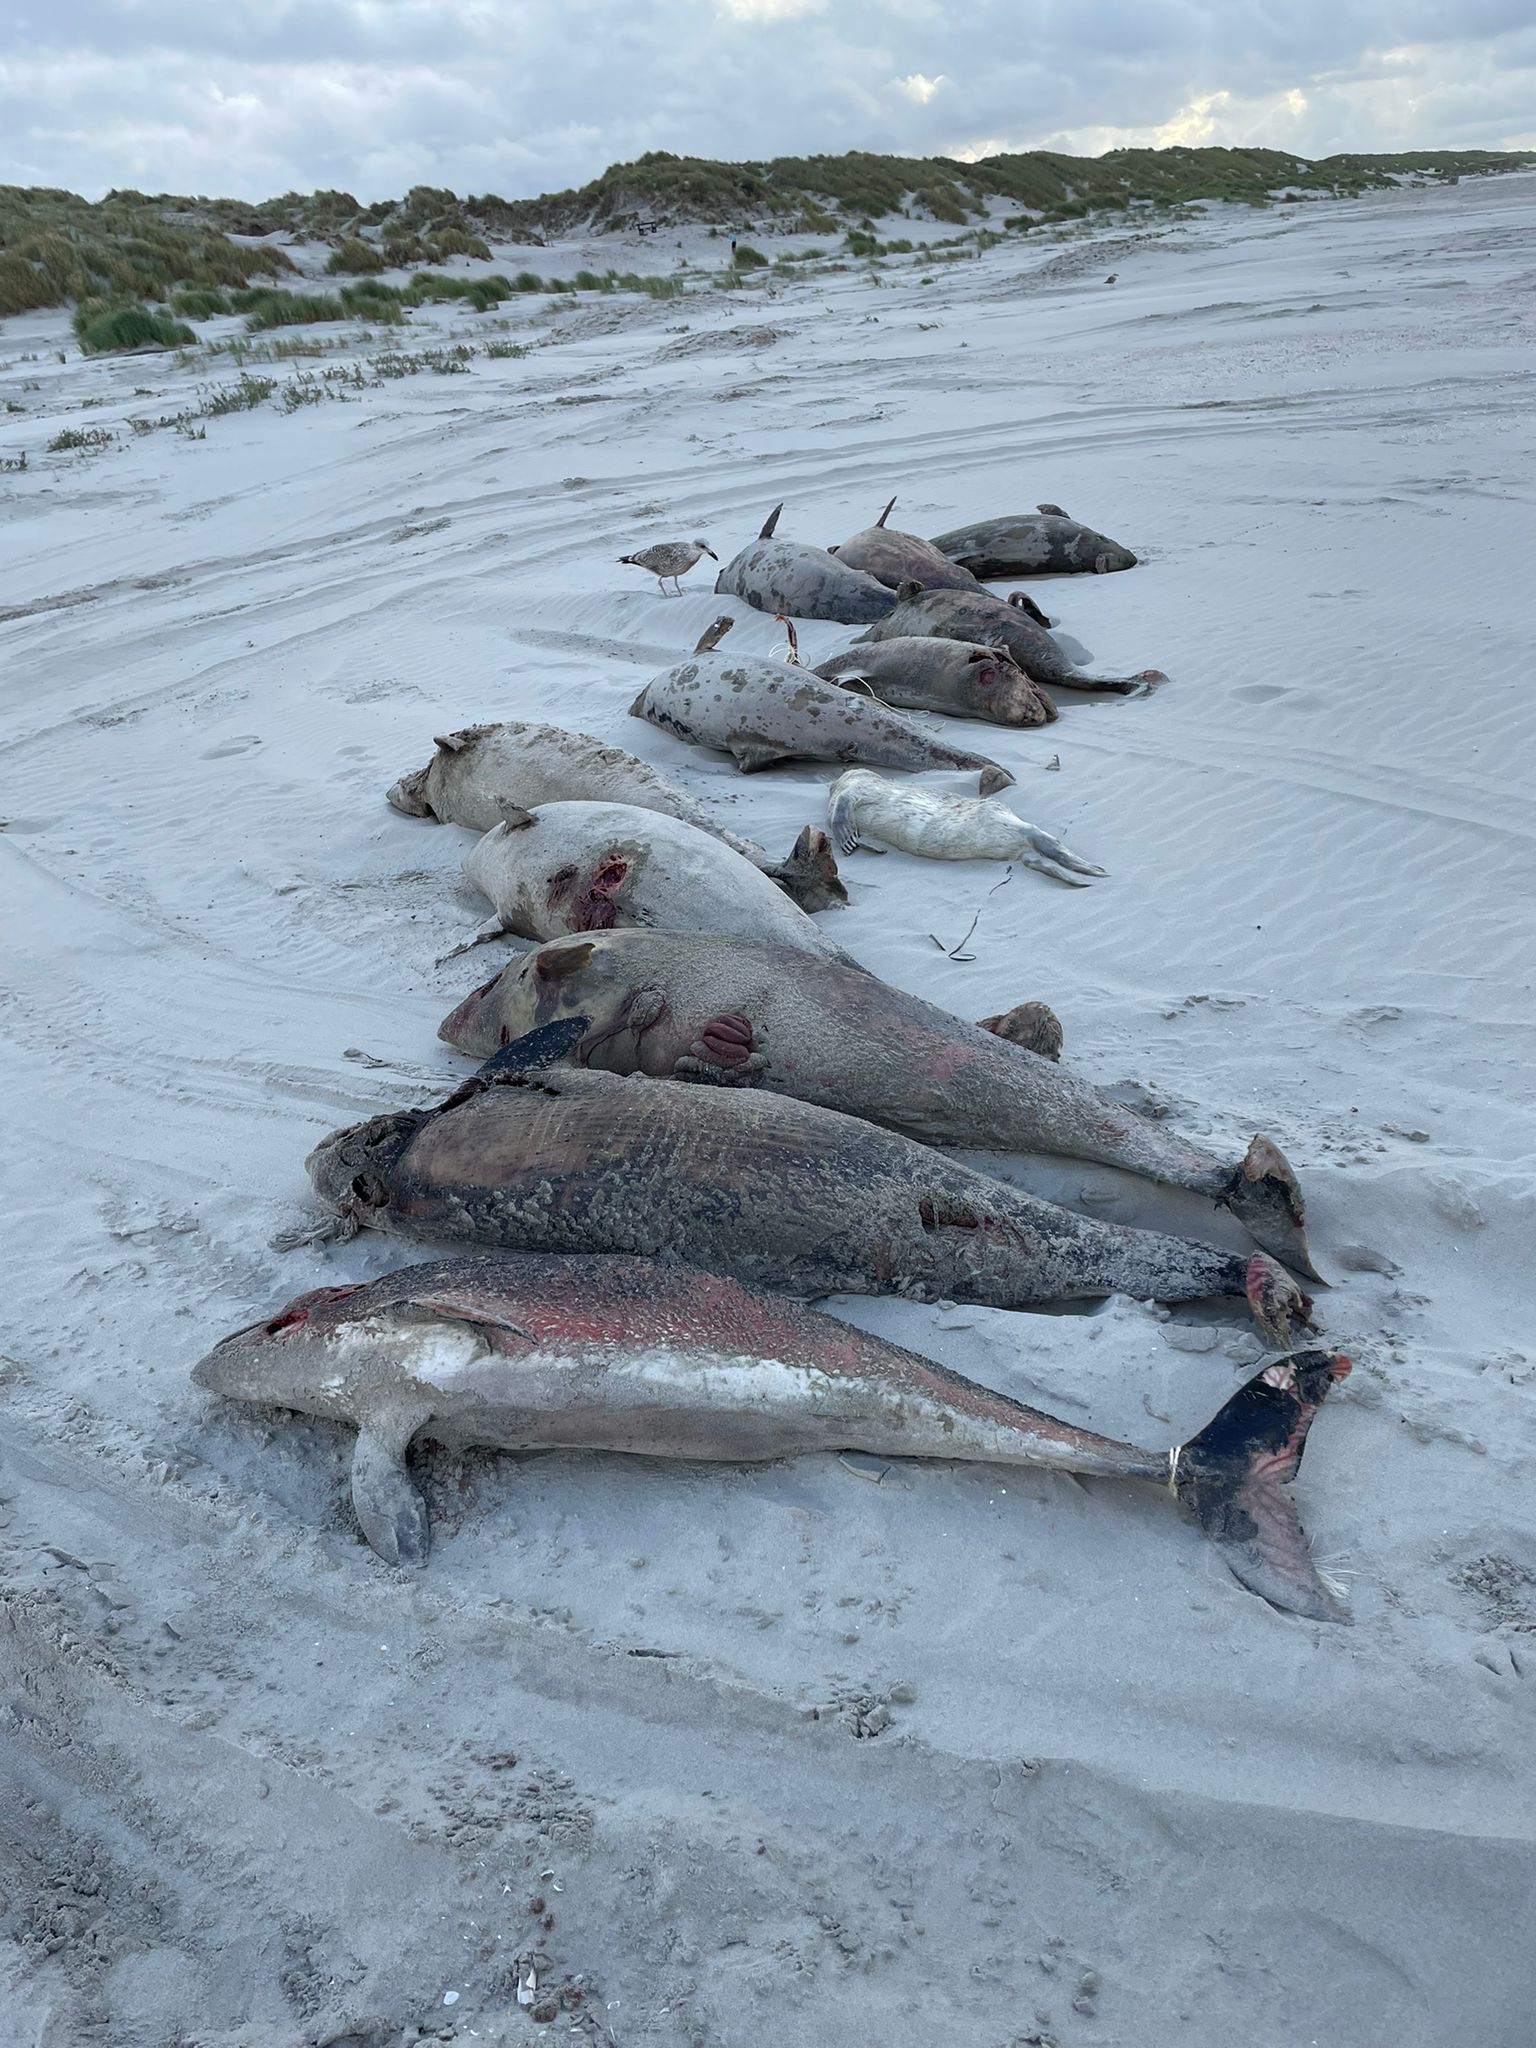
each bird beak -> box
[704,546,718,561]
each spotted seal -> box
[386,720,844,911]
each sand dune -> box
[3,174,1534,2045]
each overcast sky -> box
[2,1,1533,202]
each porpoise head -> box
[304,1110,424,1226]
[440,938,608,1060]
[191,1281,377,1410]
[386,766,434,817]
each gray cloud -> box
[1,1,1532,202]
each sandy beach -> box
[3,172,1534,2045]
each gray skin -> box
[191,1254,1351,1620]
[630,617,1015,794]
[815,636,1058,728]
[303,1064,1315,1347]
[714,503,899,625]
[436,930,1320,1279]
[830,496,982,593]
[386,721,845,913]
[453,801,850,962]
[931,505,1139,579]
[858,583,1165,697]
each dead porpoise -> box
[303,1058,1315,1345]
[830,496,982,593]
[386,720,844,912]
[815,635,1058,728]
[192,1254,1350,1619]
[436,930,1320,1278]
[630,617,1015,793]
[714,503,898,624]
[454,801,850,961]
[931,505,1139,578]
[859,583,1164,698]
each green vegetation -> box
[730,242,769,270]
[48,423,114,451]
[4,148,1527,336]
[202,372,277,414]
[170,285,232,318]
[0,185,293,319]
[327,235,386,275]
[73,302,196,352]
[428,226,492,261]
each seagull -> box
[618,538,718,596]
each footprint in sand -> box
[201,735,262,759]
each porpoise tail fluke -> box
[1175,1352,1352,1621]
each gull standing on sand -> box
[618,538,718,596]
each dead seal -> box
[386,721,844,911]
[302,1059,1316,1344]
[437,930,1318,1278]
[829,496,982,592]
[629,617,1015,793]
[858,583,1164,698]
[931,505,1138,578]
[827,769,1106,880]
[454,800,849,960]
[192,1253,1351,1618]
[814,635,1058,728]
[713,503,898,624]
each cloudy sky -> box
[2,0,1533,202]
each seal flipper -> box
[1062,667,1166,697]
[1017,824,1107,886]
[765,825,847,911]
[436,915,511,966]
[1174,1351,1351,1621]
[976,1001,1063,1061]
[351,1401,434,1566]
[1006,590,1051,627]
[1222,1136,1322,1282]
[758,502,784,540]
[827,783,864,857]
[727,733,793,773]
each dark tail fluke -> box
[1175,1351,1351,1622]
[445,1016,591,1106]
[1223,1135,1322,1281]
[767,826,847,912]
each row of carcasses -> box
[191,493,1353,1622]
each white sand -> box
[3,175,1534,2045]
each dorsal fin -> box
[758,502,784,540]
[694,615,734,654]
[875,495,896,529]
